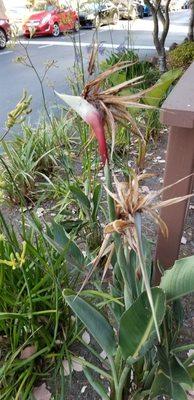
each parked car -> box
[143,3,151,16]
[182,0,190,8]
[22,2,79,38]
[170,0,187,10]
[138,1,152,16]
[116,1,144,19]
[0,18,11,49]
[79,1,119,28]
[0,0,11,49]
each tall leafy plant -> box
[55,61,194,399]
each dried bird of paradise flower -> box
[104,171,194,247]
[77,170,193,340]
[56,60,156,165]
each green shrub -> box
[0,118,73,204]
[100,48,160,89]
[168,41,194,70]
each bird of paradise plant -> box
[56,61,194,400]
[56,60,164,339]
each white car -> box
[4,0,30,31]
[170,0,186,11]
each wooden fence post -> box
[155,62,194,283]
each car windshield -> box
[32,3,55,11]
[80,3,98,12]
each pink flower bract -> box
[55,93,108,165]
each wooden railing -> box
[155,62,194,282]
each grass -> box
[0,211,85,399]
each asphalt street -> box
[0,9,190,136]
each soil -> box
[0,128,193,399]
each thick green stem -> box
[108,356,119,396]
[117,365,131,400]
[104,162,132,307]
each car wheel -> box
[0,29,7,50]
[52,23,60,37]
[74,20,80,32]
[112,12,119,24]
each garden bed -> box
[0,127,193,399]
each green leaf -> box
[134,213,161,342]
[172,343,194,354]
[61,219,84,233]
[150,371,187,400]
[69,184,91,212]
[143,68,182,106]
[92,184,102,221]
[188,365,194,381]
[132,390,150,400]
[0,312,26,320]
[81,289,124,306]
[157,346,192,387]
[63,290,116,356]
[83,367,110,400]
[160,256,194,301]
[119,288,166,360]
[51,222,84,269]
[143,363,158,389]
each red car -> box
[23,3,79,38]
[0,18,11,50]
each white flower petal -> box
[55,92,98,125]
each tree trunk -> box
[158,48,167,73]
[188,1,194,41]
[144,0,170,72]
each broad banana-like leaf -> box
[69,184,91,213]
[157,346,192,387]
[143,68,182,107]
[160,256,194,301]
[119,288,166,360]
[47,222,85,271]
[150,371,187,400]
[63,289,116,356]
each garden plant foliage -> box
[0,40,193,400]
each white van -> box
[3,0,29,28]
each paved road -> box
[0,9,190,136]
